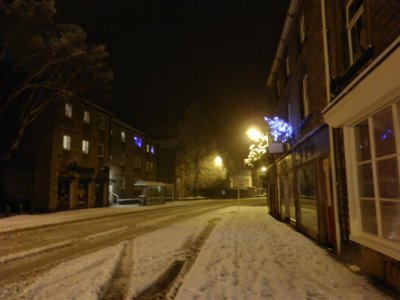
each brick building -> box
[265,0,400,290]
[1,99,160,212]
[322,0,400,290]
[109,118,157,203]
[266,0,334,247]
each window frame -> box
[65,103,72,118]
[301,73,310,118]
[82,140,89,154]
[83,110,90,124]
[63,135,71,151]
[346,0,365,64]
[346,101,400,260]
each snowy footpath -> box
[1,204,395,299]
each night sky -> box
[55,0,289,167]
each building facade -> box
[0,99,160,212]
[322,0,400,289]
[266,0,400,290]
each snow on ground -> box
[176,206,391,300]
[1,204,394,299]
[21,242,126,300]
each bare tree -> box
[0,0,113,161]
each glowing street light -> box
[214,155,223,167]
[260,166,267,173]
[246,127,262,142]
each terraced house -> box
[266,0,400,290]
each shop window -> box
[298,162,318,232]
[63,135,71,151]
[346,0,368,64]
[82,140,89,154]
[83,110,90,124]
[65,103,72,118]
[352,102,400,247]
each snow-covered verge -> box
[176,206,392,300]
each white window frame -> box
[83,110,90,124]
[302,74,310,118]
[345,101,400,260]
[121,131,126,143]
[346,0,365,64]
[82,140,89,154]
[63,135,71,151]
[65,103,72,118]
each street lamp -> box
[260,166,267,173]
[246,127,262,142]
[214,155,223,167]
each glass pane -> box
[357,163,374,197]
[298,163,318,231]
[348,0,363,21]
[373,107,396,157]
[360,200,377,234]
[354,120,371,161]
[377,158,400,198]
[381,201,400,243]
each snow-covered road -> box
[0,200,395,299]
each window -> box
[276,80,281,97]
[65,103,72,118]
[150,146,155,154]
[121,131,126,143]
[351,101,400,251]
[98,144,104,157]
[346,0,367,64]
[299,13,306,44]
[146,144,150,153]
[63,135,71,151]
[134,157,142,169]
[134,136,142,148]
[82,140,89,154]
[285,55,290,78]
[83,110,90,124]
[298,162,318,232]
[301,74,310,118]
[99,116,105,130]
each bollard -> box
[5,205,10,217]
[19,203,23,214]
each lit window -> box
[301,74,309,118]
[98,144,104,157]
[146,144,150,152]
[150,146,155,154]
[83,110,90,124]
[63,135,71,151]
[99,116,105,130]
[134,136,142,148]
[346,0,367,64]
[65,103,72,118]
[121,131,126,143]
[82,140,89,154]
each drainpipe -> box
[320,0,342,255]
